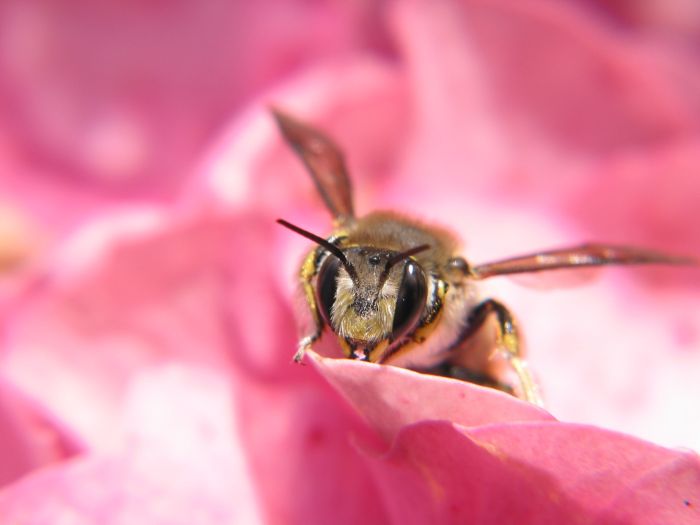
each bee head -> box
[318,245,428,347]
[277,219,429,359]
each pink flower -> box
[0,0,699,523]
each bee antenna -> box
[379,244,430,283]
[387,244,430,269]
[276,219,358,280]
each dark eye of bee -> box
[316,255,341,326]
[391,260,427,341]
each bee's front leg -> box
[444,299,543,405]
[293,249,324,363]
[294,333,320,363]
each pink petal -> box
[1,208,263,446]
[0,0,387,190]
[390,0,700,194]
[579,0,700,49]
[0,378,80,488]
[230,365,389,525]
[470,422,700,518]
[0,1,393,261]
[359,420,700,524]
[0,457,241,525]
[311,352,553,441]
[0,365,264,524]
[567,140,700,257]
[360,421,579,524]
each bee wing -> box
[471,243,697,280]
[506,267,602,290]
[272,109,354,221]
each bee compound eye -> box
[316,255,342,326]
[391,260,427,341]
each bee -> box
[273,109,695,404]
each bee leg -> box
[293,333,320,363]
[427,363,515,395]
[448,299,543,405]
[294,249,324,363]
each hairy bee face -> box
[315,247,428,352]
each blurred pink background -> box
[0,1,699,523]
